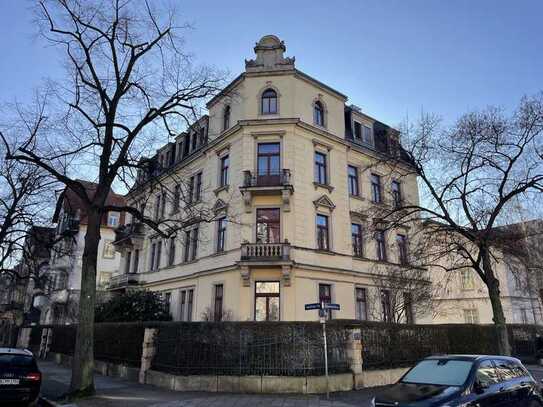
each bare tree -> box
[1,0,223,396]
[364,93,543,355]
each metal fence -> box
[354,321,543,370]
[0,321,18,347]
[151,322,350,376]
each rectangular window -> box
[195,172,202,202]
[160,193,166,219]
[217,217,227,252]
[257,143,281,185]
[371,174,382,203]
[314,152,328,184]
[461,270,475,290]
[391,180,402,208]
[463,308,479,324]
[107,212,120,227]
[173,184,181,213]
[354,121,362,140]
[187,176,194,204]
[254,281,280,321]
[214,284,224,322]
[125,251,132,274]
[362,125,373,145]
[403,292,414,324]
[396,234,408,265]
[190,227,199,261]
[319,283,332,320]
[351,223,363,257]
[256,208,281,243]
[183,134,190,156]
[191,130,198,151]
[149,242,156,271]
[355,287,367,320]
[168,237,175,266]
[375,230,387,261]
[155,240,162,270]
[316,214,330,251]
[520,308,528,324]
[183,230,191,262]
[164,292,171,314]
[179,290,186,322]
[347,165,359,196]
[220,155,229,187]
[133,249,140,273]
[154,194,161,220]
[187,289,194,322]
[381,289,392,322]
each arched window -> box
[314,101,324,127]
[261,89,278,114]
[223,105,230,131]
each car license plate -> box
[0,379,20,385]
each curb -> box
[40,396,78,407]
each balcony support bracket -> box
[240,265,251,286]
[282,265,292,286]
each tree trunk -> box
[482,248,512,356]
[69,208,101,396]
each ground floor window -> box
[381,289,392,322]
[214,284,224,322]
[254,281,280,321]
[403,292,414,324]
[179,287,194,321]
[355,287,367,320]
[319,283,332,320]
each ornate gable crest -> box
[212,199,228,214]
[313,195,335,212]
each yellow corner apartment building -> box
[110,35,421,323]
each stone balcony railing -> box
[108,273,141,290]
[240,170,294,213]
[242,169,291,188]
[240,241,291,261]
[113,222,146,249]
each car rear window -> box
[0,354,36,368]
[401,359,474,386]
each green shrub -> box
[95,290,172,322]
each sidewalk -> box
[38,361,377,407]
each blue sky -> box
[1,1,542,127]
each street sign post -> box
[304,301,341,399]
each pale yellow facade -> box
[112,35,420,323]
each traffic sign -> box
[304,303,321,310]
[324,303,340,311]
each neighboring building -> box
[111,35,421,322]
[35,181,125,324]
[0,226,55,326]
[419,220,543,325]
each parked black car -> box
[0,348,41,405]
[372,355,542,407]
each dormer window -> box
[314,101,324,127]
[261,89,278,114]
[223,105,231,131]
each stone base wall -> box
[48,352,406,393]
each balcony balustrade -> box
[240,241,291,261]
[240,169,294,213]
[108,273,141,290]
[113,222,145,249]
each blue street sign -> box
[324,303,340,311]
[304,303,322,310]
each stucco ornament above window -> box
[313,195,336,212]
[245,35,295,72]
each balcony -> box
[239,170,294,213]
[238,241,293,287]
[108,273,142,291]
[113,222,146,250]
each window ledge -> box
[352,255,367,261]
[211,251,227,257]
[313,182,334,192]
[315,249,335,255]
[214,185,229,195]
[350,195,365,202]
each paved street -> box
[39,360,543,406]
[38,361,378,406]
